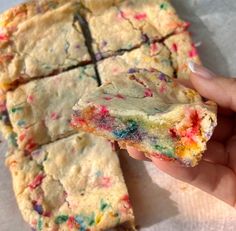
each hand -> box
[127,62,236,208]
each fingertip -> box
[126,146,150,161]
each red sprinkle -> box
[0,33,9,41]
[71,117,86,126]
[120,194,132,209]
[99,105,109,117]
[169,128,178,138]
[28,174,45,190]
[27,95,34,104]
[172,43,178,52]
[25,138,37,152]
[116,94,125,99]
[134,12,147,21]
[67,216,76,229]
[19,133,26,141]
[188,44,198,58]
[103,96,113,101]
[144,88,153,97]
[50,112,60,120]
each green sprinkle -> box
[100,199,109,212]
[85,212,95,226]
[154,144,174,158]
[160,2,169,10]
[10,107,23,113]
[55,215,69,224]
[8,132,17,147]
[37,217,43,231]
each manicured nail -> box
[188,61,215,79]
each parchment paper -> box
[1,1,236,230]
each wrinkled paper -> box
[1,0,236,230]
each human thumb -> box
[189,61,236,112]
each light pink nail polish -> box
[188,61,216,79]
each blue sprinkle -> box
[75,215,87,231]
[17,120,26,127]
[113,120,138,139]
[33,204,43,215]
[95,53,103,61]
[128,68,137,74]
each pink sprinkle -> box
[0,33,9,41]
[0,102,7,111]
[116,94,125,99]
[103,96,113,101]
[99,105,109,116]
[188,45,198,58]
[150,43,158,55]
[112,67,119,73]
[28,174,45,190]
[172,43,178,52]
[134,12,147,21]
[159,85,166,94]
[117,11,126,19]
[144,88,153,97]
[100,177,112,188]
[50,112,60,120]
[183,21,191,29]
[27,95,34,104]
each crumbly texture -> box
[72,70,217,167]
[6,66,97,152]
[98,42,174,83]
[0,2,91,89]
[164,31,201,79]
[87,0,187,59]
[6,133,135,231]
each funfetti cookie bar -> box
[6,65,97,152]
[72,70,217,167]
[87,0,187,59]
[164,31,201,79]
[6,133,135,231]
[0,2,91,90]
[98,42,174,83]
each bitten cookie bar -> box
[6,133,135,231]
[0,2,91,89]
[72,70,217,167]
[87,0,187,59]
[6,66,97,152]
[98,42,174,83]
[164,31,201,79]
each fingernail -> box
[188,61,215,79]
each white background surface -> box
[0,0,236,231]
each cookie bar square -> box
[72,70,217,167]
[6,65,97,152]
[164,31,201,79]
[0,2,91,89]
[6,133,135,231]
[98,42,174,83]
[87,0,186,59]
